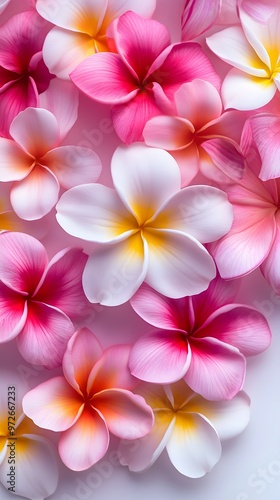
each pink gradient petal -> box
[248,114,280,180]
[0,231,48,294]
[261,219,280,294]
[201,138,245,180]
[63,327,103,394]
[70,52,138,104]
[34,248,89,322]
[10,165,60,221]
[129,330,190,383]
[93,389,154,439]
[43,145,102,189]
[171,144,200,186]
[88,344,138,395]
[181,0,220,40]
[10,108,60,158]
[174,80,222,130]
[17,302,75,368]
[0,79,38,137]
[240,0,277,22]
[111,144,181,222]
[143,115,195,150]
[58,407,109,471]
[0,285,27,342]
[0,139,33,182]
[197,305,271,355]
[185,338,246,400]
[166,412,221,478]
[109,12,170,80]
[22,376,83,431]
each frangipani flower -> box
[143,79,245,186]
[118,380,250,477]
[0,104,102,220]
[129,276,271,400]
[36,0,156,79]
[56,143,234,306]
[0,231,90,368]
[209,128,280,293]
[0,372,59,500]
[0,10,54,137]
[206,4,280,110]
[70,11,221,143]
[23,328,154,471]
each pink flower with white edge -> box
[0,371,59,500]
[118,380,250,477]
[0,10,54,137]
[0,231,90,368]
[22,327,154,472]
[36,0,156,79]
[206,3,280,110]
[0,85,102,220]
[70,10,221,144]
[143,79,245,186]
[129,276,271,400]
[56,143,233,306]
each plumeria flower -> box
[70,10,221,144]
[0,93,102,220]
[143,79,245,186]
[36,0,156,79]
[56,143,234,306]
[23,327,154,471]
[206,3,280,110]
[0,231,91,368]
[129,276,271,400]
[209,126,280,293]
[0,371,59,500]
[0,10,54,137]
[118,380,250,477]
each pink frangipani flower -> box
[0,99,102,220]
[129,276,271,400]
[36,0,156,79]
[56,143,234,306]
[0,10,54,137]
[143,79,245,186]
[70,11,221,143]
[118,380,250,477]
[22,327,154,471]
[0,231,90,368]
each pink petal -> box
[34,248,89,322]
[130,283,185,330]
[17,301,75,368]
[10,165,60,220]
[143,115,195,150]
[145,229,216,298]
[10,108,60,158]
[185,337,246,400]
[0,231,48,294]
[247,114,280,180]
[197,304,271,356]
[201,138,245,180]
[87,344,138,395]
[171,144,200,186]
[22,376,83,431]
[129,330,190,383]
[70,52,138,104]
[108,12,170,81]
[111,143,181,222]
[58,407,109,471]
[93,388,154,439]
[82,233,148,306]
[174,80,222,130]
[0,139,33,181]
[0,284,27,342]
[166,412,221,478]
[39,78,79,140]
[261,219,280,293]
[43,145,102,189]
[0,79,38,138]
[62,327,103,394]
[240,0,277,22]
[181,0,221,40]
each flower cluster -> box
[0,0,277,498]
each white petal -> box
[82,233,148,306]
[144,229,216,298]
[111,143,181,225]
